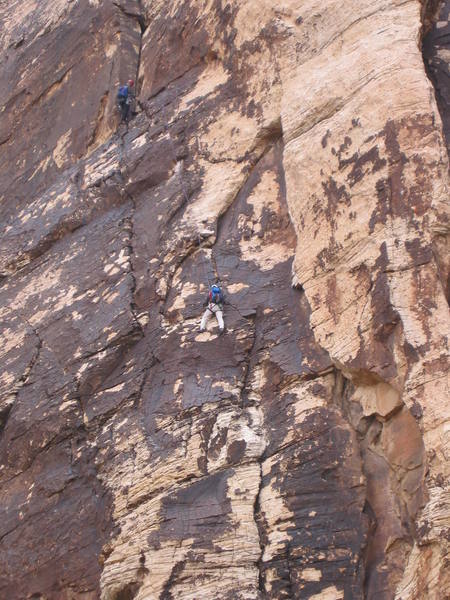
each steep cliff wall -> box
[0,1,448,599]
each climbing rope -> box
[226,301,244,318]
[176,151,216,290]
[195,233,212,289]
[169,134,226,297]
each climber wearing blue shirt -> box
[200,284,225,334]
[117,79,134,122]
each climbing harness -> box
[226,300,246,319]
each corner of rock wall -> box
[281,0,450,597]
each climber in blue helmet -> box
[200,282,225,334]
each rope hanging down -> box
[197,233,213,289]
[176,146,221,291]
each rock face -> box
[0,1,448,599]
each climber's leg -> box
[200,308,211,331]
[123,102,130,122]
[118,99,128,122]
[215,309,224,331]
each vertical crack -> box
[239,311,259,409]
[0,404,13,437]
[114,0,148,130]
[331,369,426,599]
[135,1,148,101]
[120,193,147,338]
[132,352,158,409]
[73,379,88,433]
[421,0,450,304]
[20,318,43,387]
[253,458,266,596]
[1,319,43,438]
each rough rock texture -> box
[0,1,448,599]
[424,1,450,154]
